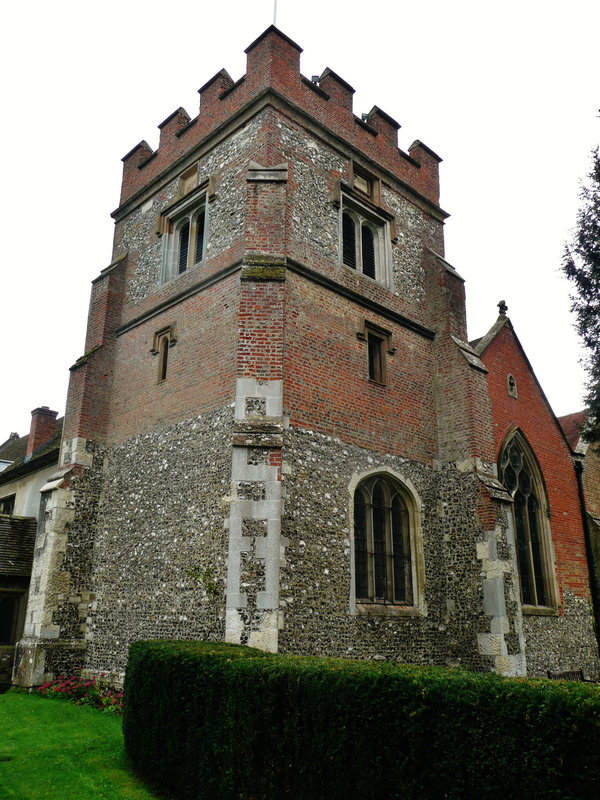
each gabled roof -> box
[0,515,36,576]
[0,418,63,486]
[472,310,577,456]
[470,311,511,357]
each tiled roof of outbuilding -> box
[558,411,588,451]
[0,434,27,464]
[0,515,36,576]
[0,418,63,485]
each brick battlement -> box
[119,26,441,209]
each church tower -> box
[15,27,598,685]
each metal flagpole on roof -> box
[273,0,277,25]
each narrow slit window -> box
[158,336,169,382]
[368,332,385,383]
[152,324,177,384]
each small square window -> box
[358,322,394,385]
[0,495,15,515]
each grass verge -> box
[0,690,165,800]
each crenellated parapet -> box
[117,26,442,210]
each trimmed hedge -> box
[123,641,600,800]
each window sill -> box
[522,604,558,617]
[340,263,385,285]
[355,602,423,617]
[162,259,204,286]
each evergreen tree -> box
[563,147,600,443]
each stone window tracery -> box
[159,183,208,283]
[341,199,388,284]
[353,475,413,604]
[499,432,556,610]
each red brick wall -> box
[64,258,127,445]
[283,271,437,462]
[238,277,284,380]
[482,324,591,601]
[104,274,239,443]
[244,162,288,260]
[422,249,497,467]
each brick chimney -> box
[26,407,58,459]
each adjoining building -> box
[0,408,61,684]
[559,410,600,602]
[11,27,600,686]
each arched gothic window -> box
[353,475,413,604]
[341,204,386,282]
[499,433,555,608]
[161,191,208,283]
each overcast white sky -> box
[1,0,598,442]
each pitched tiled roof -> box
[0,418,63,485]
[0,515,36,576]
[558,411,588,451]
[0,434,27,465]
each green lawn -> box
[0,691,165,800]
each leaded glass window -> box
[161,190,208,283]
[499,435,551,607]
[340,200,387,283]
[353,476,413,604]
